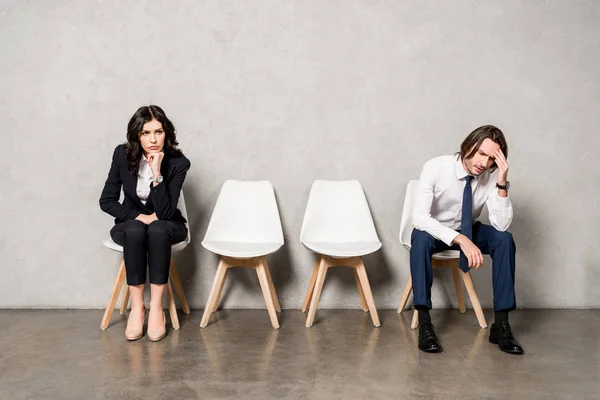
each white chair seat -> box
[302,241,382,258]
[201,240,282,259]
[432,250,460,260]
[102,238,189,253]
[102,238,123,252]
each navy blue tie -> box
[459,175,474,273]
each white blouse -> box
[136,156,154,205]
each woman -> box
[100,105,191,341]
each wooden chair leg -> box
[397,274,413,314]
[166,280,180,330]
[305,257,329,327]
[354,259,381,327]
[119,284,130,315]
[261,257,281,313]
[200,258,229,328]
[101,259,126,330]
[302,257,321,313]
[212,267,229,313]
[354,268,369,312]
[255,258,280,329]
[169,260,190,315]
[411,309,419,329]
[451,265,466,313]
[460,270,487,328]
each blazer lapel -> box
[122,167,147,209]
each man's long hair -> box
[457,125,508,171]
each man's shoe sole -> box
[418,346,443,353]
[489,336,524,355]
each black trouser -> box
[110,220,187,285]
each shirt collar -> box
[455,155,471,181]
[140,155,150,165]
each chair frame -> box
[302,254,381,328]
[100,259,190,330]
[200,256,281,329]
[397,257,487,329]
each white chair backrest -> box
[178,190,191,245]
[202,180,284,244]
[399,180,420,250]
[300,180,380,244]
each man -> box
[411,125,523,355]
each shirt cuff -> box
[493,190,511,207]
[439,229,460,247]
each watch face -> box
[157,176,163,183]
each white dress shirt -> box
[412,155,513,246]
[136,156,153,205]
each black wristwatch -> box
[496,181,510,190]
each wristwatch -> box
[496,181,510,190]
[152,175,164,183]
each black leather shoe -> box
[418,322,442,353]
[489,321,524,355]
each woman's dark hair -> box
[457,125,507,171]
[124,105,183,175]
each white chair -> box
[100,192,191,330]
[200,180,283,329]
[397,180,487,329]
[300,180,382,328]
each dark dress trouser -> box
[110,220,187,285]
[410,222,516,312]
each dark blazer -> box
[99,144,191,225]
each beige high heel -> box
[125,307,145,341]
[147,311,166,342]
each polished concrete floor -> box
[1,309,599,399]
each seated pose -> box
[411,125,523,355]
[100,105,190,341]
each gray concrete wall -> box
[1,0,599,309]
